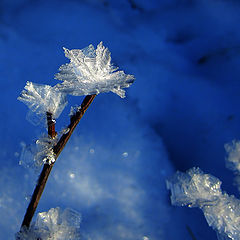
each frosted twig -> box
[53,94,96,159]
[21,112,56,228]
[20,95,95,229]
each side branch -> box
[53,94,96,158]
[20,94,96,229]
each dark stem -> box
[20,94,96,229]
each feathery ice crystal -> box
[16,207,81,240]
[166,167,240,240]
[20,134,58,171]
[55,42,134,98]
[18,82,68,123]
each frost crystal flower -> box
[16,207,81,240]
[55,42,134,98]
[18,81,68,123]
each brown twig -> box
[20,94,96,229]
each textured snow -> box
[18,82,68,124]
[16,207,81,240]
[55,42,134,98]
[20,134,57,171]
[166,167,240,240]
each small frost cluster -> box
[225,140,240,173]
[224,140,240,193]
[20,134,58,171]
[16,207,81,240]
[18,82,68,124]
[166,167,240,240]
[18,42,134,125]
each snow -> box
[167,167,240,240]
[16,207,81,240]
[18,82,68,124]
[55,42,134,98]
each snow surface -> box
[0,0,240,239]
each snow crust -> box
[18,82,67,124]
[55,42,134,98]
[166,167,240,240]
[16,207,81,240]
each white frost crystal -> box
[166,167,240,240]
[16,207,81,240]
[20,134,57,171]
[18,82,67,123]
[225,140,240,173]
[55,42,134,98]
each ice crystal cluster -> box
[18,82,68,123]
[55,42,134,98]
[18,42,134,169]
[16,207,81,240]
[166,167,240,240]
[20,134,58,171]
[18,42,134,125]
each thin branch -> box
[53,94,96,158]
[20,94,96,229]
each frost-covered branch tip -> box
[55,42,135,98]
[166,167,240,240]
[18,82,67,124]
[16,207,81,240]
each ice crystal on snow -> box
[55,42,134,98]
[225,140,240,193]
[225,140,240,173]
[16,207,81,240]
[166,167,240,240]
[18,82,67,124]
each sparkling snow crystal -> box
[16,207,81,240]
[55,42,134,98]
[166,167,240,240]
[18,82,67,124]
